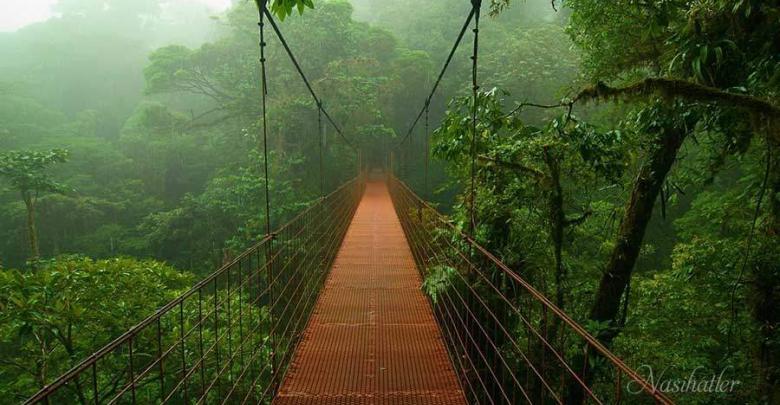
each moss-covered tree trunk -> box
[543,147,566,312]
[22,191,40,260]
[754,134,780,403]
[567,128,686,403]
[588,129,686,340]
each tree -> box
[0,256,193,401]
[562,2,780,400]
[259,0,315,19]
[485,0,779,400]
[0,150,69,260]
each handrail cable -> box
[23,176,362,404]
[389,176,675,404]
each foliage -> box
[422,265,457,304]
[137,151,306,269]
[425,0,780,402]
[0,256,193,401]
[265,0,315,20]
[1,0,779,402]
[0,149,69,196]
[0,149,70,259]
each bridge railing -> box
[388,175,672,405]
[26,177,365,405]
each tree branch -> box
[184,111,241,130]
[191,106,225,121]
[574,78,780,120]
[504,101,571,119]
[565,209,593,227]
[478,155,546,178]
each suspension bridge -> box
[26,1,674,404]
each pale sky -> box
[0,0,233,32]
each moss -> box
[574,78,780,125]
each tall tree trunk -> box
[543,148,566,312]
[588,129,686,340]
[754,134,780,403]
[22,191,40,260]
[541,148,567,397]
[567,128,686,403]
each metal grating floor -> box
[274,181,465,404]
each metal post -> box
[255,0,277,394]
[468,0,481,235]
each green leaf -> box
[692,58,704,82]
[699,45,709,64]
[714,46,723,67]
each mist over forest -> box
[1,0,778,403]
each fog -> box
[2,1,777,403]
[0,0,577,269]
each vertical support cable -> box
[399,137,404,179]
[390,151,395,177]
[409,112,414,182]
[317,101,324,199]
[408,134,412,179]
[258,1,271,237]
[255,0,276,394]
[424,101,430,200]
[468,0,481,235]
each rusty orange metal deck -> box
[274,181,465,404]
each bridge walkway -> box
[274,181,465,404]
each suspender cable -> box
[254,0,277,392]
[469,0,482,235]
[394,6,476,148]
[406,133,411,178]
[258,6,271,238]
[408,130,412,177]
[409,111,413,177]
[424,101,430,200]
[318,101,324,199]
[263,9,356,152]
